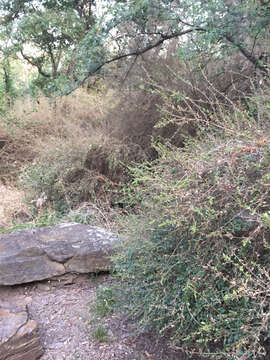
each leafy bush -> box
[94,286,116,318]
[114,86,270,359]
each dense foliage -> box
[0,1,270,358]
[0,0,269,94]
[114,84,270,359]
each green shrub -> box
[114,87,270,359]
[94,286,116,318]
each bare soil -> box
[0,274,198,360]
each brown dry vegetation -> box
[0,51,268,225]
[0,42,270,359]
[1,88,116,166]
[0,89,123,208]
[0,183,29,229]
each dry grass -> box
[0,183,30,229]
[1,86,149,209]
[6,88,118,157]
[0,52,267,217]
[0,88,119,182]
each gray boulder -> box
[0,302,43,360]
[0,223,119,286]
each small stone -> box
[51,273,77,285]
[37,283,51,291]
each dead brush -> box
[0,87,118,180]
[149,68,265,139]
[107,48,260,155]
[84,137,147,183]
[0,183,30,229]
[18,133,147,213]
[0,83,152,215]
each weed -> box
[94,286,116,318]
[91,326,109,343]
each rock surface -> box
[0,302,43,360]
[0,223,120,286]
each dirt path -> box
[0,275,194,360]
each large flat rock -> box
[0,223,120,286]
[0,302,43,360]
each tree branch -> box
[20,50,51,78]
[225,34,267,73]
[66,27,202,94]
[47,45,57,78]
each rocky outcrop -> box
[0,302,43,360]
[0,223,120,286]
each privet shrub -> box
[114,91,270,359]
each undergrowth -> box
[0,87,148,216]
[89,285,117,344]
[94,286,116,318]
[91,326,109,343]
[114,79,270,359]
[1,53,270,359]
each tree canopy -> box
[0,0,269,94]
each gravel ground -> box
[0,274,199,360]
